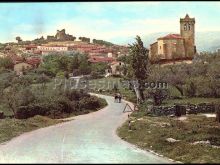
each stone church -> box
[149,14,196,62]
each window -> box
[184,24,187,31]
[188,24,191,30]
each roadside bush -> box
[56,97,77,113]
[17,87,36,106]
[79,96,100,110]
[64,89,89,101]
[16,103,51,119]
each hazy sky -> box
[0,2,220,44]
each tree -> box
[91,62,109,75]
[164,64,188,96]
[3,85,20,116]
[64,71,69,79]
[149,89,169,106]
[79,62,91,75]
[3,76,33,117]
[0,57,14,70]
[68,53,80,72]
[128,36,149,104]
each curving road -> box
[0,94,173,163]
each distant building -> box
[110,61,124,75]
[46,29,76,42]
[217,48,220,55]
[14,62,32,75]
[13,57,41,75]
[37,45,69,55]
[149,14,196,63]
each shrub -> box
[56,71,65,78]
[34,74,51,84]
[34,68,56,77]
[90,71,103,79]
[79,96,100,110]
[56,97,77,113]
[64,89,89,101]
[16,103,51,119]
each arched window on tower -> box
[184,24,187,31]
[188,23,191,30]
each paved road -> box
[0,94,173,163]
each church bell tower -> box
[180,14,196,58]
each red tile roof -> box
[8,55,24,64]
[26,58,41,66]
[158,34,183,40]
[25,45,37,49]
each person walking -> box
[114,93,118,103]
[118,93,122,103]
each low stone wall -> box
[149,103,219,116]
[150,106,176,116]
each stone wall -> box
[149,42,158,61]
[149,103,219,116]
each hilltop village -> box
[0,10,220,164]
[0,29,129,75]
[0,14,198,75]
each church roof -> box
[158,34,183,40]
[180,14,195,22]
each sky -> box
[0,1,220,44]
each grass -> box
[117,112,220,163]
[0,115,62,144]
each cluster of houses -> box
[0,38,128,76]
[0,47,41,75]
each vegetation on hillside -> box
[40,53,109,78]
[93,39,114,46]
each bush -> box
[79,96,100,110]
[90,71,103,79]
[34,74,51,84]
[56,71,65,78]
[56,97,77,113]
[34,68,56,77]
[16,103,51,119]
[64,89,89,101]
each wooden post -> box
[215,104,220,123]
[128,120,131,130]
